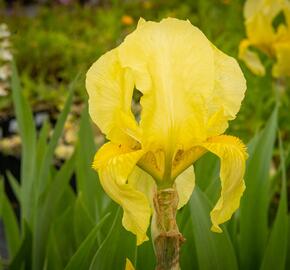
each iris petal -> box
[128,166,155,208]
[200,135,247,232]
[86,49,141,144]
[93,142,150,245]
[118,18,215,150]
[175,166,196,209]
[129,165,195,210]
[118,18,246,156]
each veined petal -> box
[118,18,215,151]
[117,18,246,157]
[175,166,195,209]
[172,146,206,179]
[239,39,266,76]
[200,135,248,233]
[206,45,246,139]
[137,149,165,181]
[93,142,150,245]
[86,49,141,144]
[212,46,246,120]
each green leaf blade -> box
[11,62,37,223]
[260,136,288,270]
[239,108,278,270]
[187,187,238,270]
[0,178,20,259]
[89,208,137,270]
[64,213,110,270]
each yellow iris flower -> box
[86,18,247,245]
[239,0,290,77]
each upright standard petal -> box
[200,135,247,232]
[86,49,141,144]
[93,142,151,245]
[118,18,215,151]
[118,18,246,163]
[209,45,246,135]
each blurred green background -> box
[0,0,289,269]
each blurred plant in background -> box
[237,0,290,170]
[0,23,12,97]
[239,0,290,78]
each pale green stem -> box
[272,77,286,105]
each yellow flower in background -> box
[239,0,290,77]
[86,18,247,245]
[125,258,135,270]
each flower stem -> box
[272,77,286,105]
[151,187,185,270]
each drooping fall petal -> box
[128,166,155,207]
[93,142,150,245]
[200,135,248,233]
